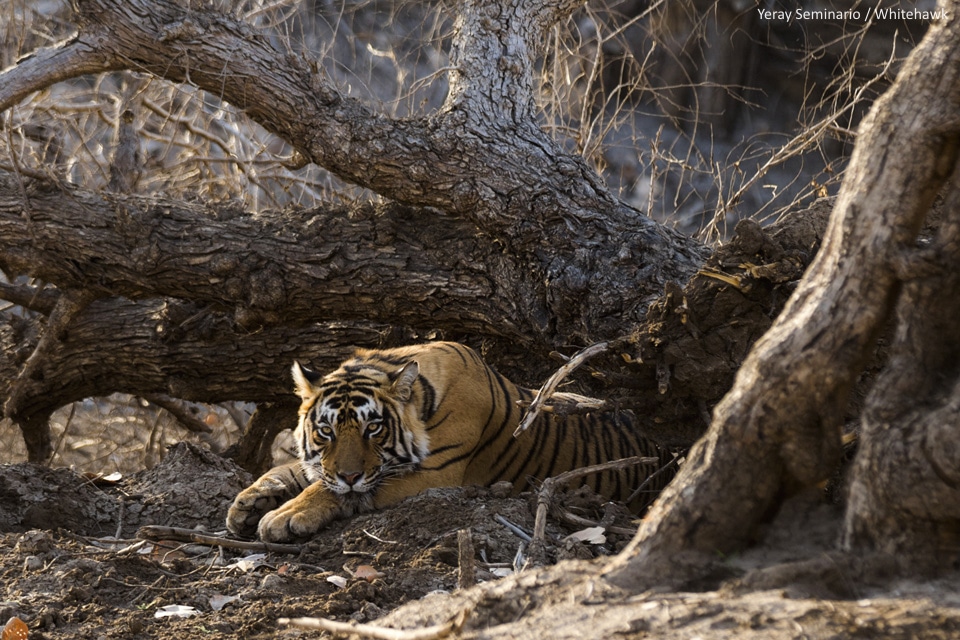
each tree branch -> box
[0,175,525,336]
[0,32,122,110]
[0,0,708,339]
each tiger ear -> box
[389,361,419,402]
[292,361,322,399]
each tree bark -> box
[0,183,520,337]
[604,0,960,591]
[0,0,706,343]
[841,179,960,563]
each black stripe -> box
[419,375,437,421]
[472,368,515,454]
[478,370,522,479]
[506,410,552,486]
[439,342,471,366]
[420,443,473,472]
[426,410,452,432]
[541,415,567,478]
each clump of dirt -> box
[2,443,960,639]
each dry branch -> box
[279,608,471,640]
[141,395,212,435]
[4,289,94,423]
[0,282,58,314]
[531,456,659,545]
[137,525,301,554]
[515,341,610,436]
[456,529,477,590]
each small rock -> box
[260,573,285,590]
[489,481,513,498]
[23,555,43,571]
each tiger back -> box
[227,341,671,542]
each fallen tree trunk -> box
[0,0,707,343]
[0,190,829,467]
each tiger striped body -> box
[227,342,670,542]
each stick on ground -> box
[280,606,471,640]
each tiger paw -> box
[256,499,338,543]
[226,476,295,538]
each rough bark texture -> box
[841,181,960,561]
[0,0,706,341]
[604,1,960,591]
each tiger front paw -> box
[256,491,342,543]
[226,476,295,538]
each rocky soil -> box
[1,443,959,639]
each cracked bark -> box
[603,2,960,590]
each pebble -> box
[260,573,285,590]
[23,555,43,571]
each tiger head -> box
[290,358,429,497]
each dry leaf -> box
[82,471,123,487]
[326,575,348,589]
[564,526,606,545]
[208,594,240,611]
[2,617,28,640]
[352,565,384,582]
[154,605,199,619]
[230,553,268,573]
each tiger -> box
[227,341,672,542]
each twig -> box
[514,341,610,436]
[280,607,471,640]
[0,282,59,314]
[558,509,636,537]
[456,529,476,590]
[362,528,399,545]
[514,391,607,416]
[625,452,681,505]
[493,514,532,542]
[141,393,227,453]
[141,394,212,434]
[137,525,302,554]
[532,457,658,545]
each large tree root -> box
[603,2,960,591]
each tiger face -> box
[291,358,428,500]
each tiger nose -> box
[339,471,362,486]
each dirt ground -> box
[2,443,959,639]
